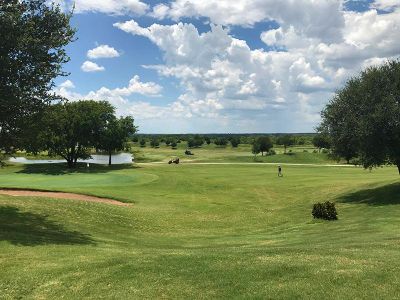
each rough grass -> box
[132,142,336,164]
[0,162,399,299]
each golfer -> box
[278,165,283,177]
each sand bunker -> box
[0,189,130,207]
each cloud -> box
[54,75,162,104]
[149,0,345,42]
[59,79,75,89]
[56,0,149,15]
[87,45,120,59]
[81,61,105,72]
[56,1,400,132]
[371,0,400,11]
[101,75,163,97]
[113,8,400,131]
[114,21,332,121]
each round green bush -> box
[312,201,338,220]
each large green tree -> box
[97,116,137,165]
[255,136,273,156]
[33,100,115,168]
[0,0,75,155]
[320,60,400,173]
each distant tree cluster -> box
[276,135,295,154]
[187,135,204,148]
[229,137,241,148]
[214,137,228,146]
[312,134,331,153]
[150,138,160,148]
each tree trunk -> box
[261,151,264,156]
[67,159,74,168]
[108,151,112,165]
[397,163,400,175]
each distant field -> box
[132,142,337,164]
[0,162,399,298]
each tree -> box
[150,138,159,148]
[297,137,306,145]
[312,134,331,153]
[230,137,240,148]
[187,135,203,148]
[165,138,172,146]
[97,116,136,165]
[0,0,75,156]
[252,141,261,157]
[277,135,294,153]
[205,137,211,145]
[214,137,228,146]
[256,136,273,156]
[171,141,177,149]
[320,60,400,173]
[140,139,146,147]
[187,139,195,148]
[31,100,114,168]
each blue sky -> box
[55,0,400,133]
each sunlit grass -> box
[0,161,399,298]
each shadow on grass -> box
[17,163,140,175]
[338,182,400,206]
[0,206,95,246]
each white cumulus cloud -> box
[81,61,105,72]
[87,45,120,59]
[56,0,149,15]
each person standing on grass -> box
[278,165,283,177]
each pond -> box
[8,153,134,165]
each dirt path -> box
[0,189,130,207]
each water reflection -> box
[9,153,133,165]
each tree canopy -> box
[0,0,75,154]
[312,134,331,152]
[97,116,136,165]
[32,100,116,168]
[276,135,294,153]
[255,136,273,156]
[320,60,400,173]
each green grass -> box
[132,142,336,164]
[0,161,399,298]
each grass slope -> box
[0,163,399,298]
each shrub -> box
[268,149,276,155]
[312,201,338,220]
[185,150,194,155]
[303,149,308,153]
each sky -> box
[53,0,400,133]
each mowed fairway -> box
[0,163,399,299]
